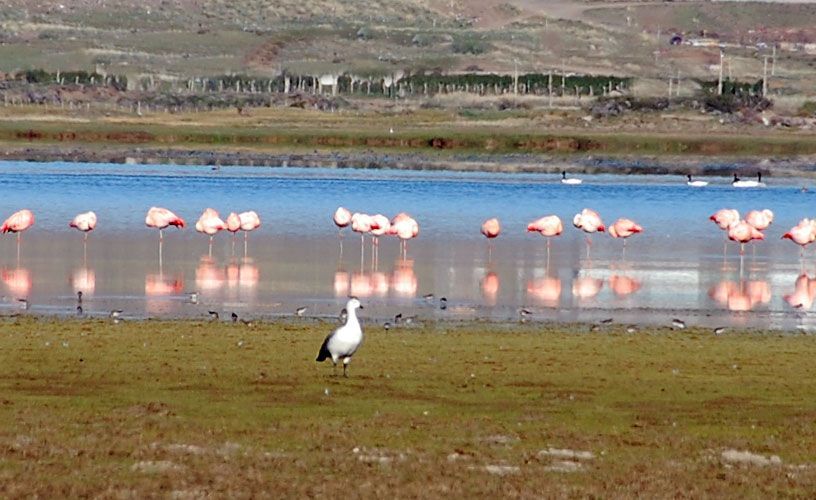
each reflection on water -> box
[609,275,642,297]
[783,274,816,310]
[2,267,31,297]
[526,277,561,307]
[71,267,95,295]
[0,162,816,329]
[481,271,499,306]
[708,280,771,312]
[338,260,418,299]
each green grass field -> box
[2,105,816,161]
[1,317,815,496]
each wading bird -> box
[69,211,97,241]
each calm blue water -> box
[0,160,814,329]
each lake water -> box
[1,161,815,330]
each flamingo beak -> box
[598,225,605,232]
[782,233,792,240]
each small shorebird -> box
[316,297,364,377]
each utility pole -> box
[548,70,553,107]
[718,50,724,95]
[561,58,565,96]
[513,58,518,95]
[676,70,681,97]
[763,55,769,97]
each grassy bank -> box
[0,317,815,496]
[2,106,816,159]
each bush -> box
[451,36,490,55]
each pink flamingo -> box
[146,207,185,267]
[745,209,774,231]
[369,214,390,269]
[389,213,418,260]
[481,218,501,239]
[608,218,643,252]
[195,208,226,256]
[710,209,740,230]
[238,210,261,256]
[334,207,352,235]
[481,217,500,261]
[69,211,97,245]
[527,215,563,259]
[351,213,373,266]
[69,210,97,263]
[226,212,241,254]
[782,218,816,258]
[572,208,605,257]
[145,207,185,241]
[2,209,35,261]
[727,220,764,256]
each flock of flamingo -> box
[0,203,811,261]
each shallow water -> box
[1,161,816,330]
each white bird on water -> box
[316,297,364,377]
[561,170,583,185]
[732,172,765,188]
[686,174,708,187]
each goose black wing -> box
[316,331,334,362]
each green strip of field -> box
[1,116,816,157]
[0,318,814,496]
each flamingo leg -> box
[740,243,745,256]
[360,234,365,270]
[244,231,248,258]
[231,232,236,256]
[209,236,213,257]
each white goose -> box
[561,170,582,185]
[686,174,708,187]
[732,172,765,188]
[316,297,364,377]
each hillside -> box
[0,0,812,99]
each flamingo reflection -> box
[526,277,562,307]
[195,256,226,292]
[481,271,499,306]
[238,258,259,289]
[572,276,604,299]
[708,280,771,311]
[784,274,816,309]
[334,271,350,297]
[1,267,32,297]
[145,273,184,316]
[71,267,96,295]
[609,275,642,297]
[391,260,418,298]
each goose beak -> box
[359,305,364,310]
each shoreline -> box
[3,144,816,178]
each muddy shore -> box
[3,144,816,177]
